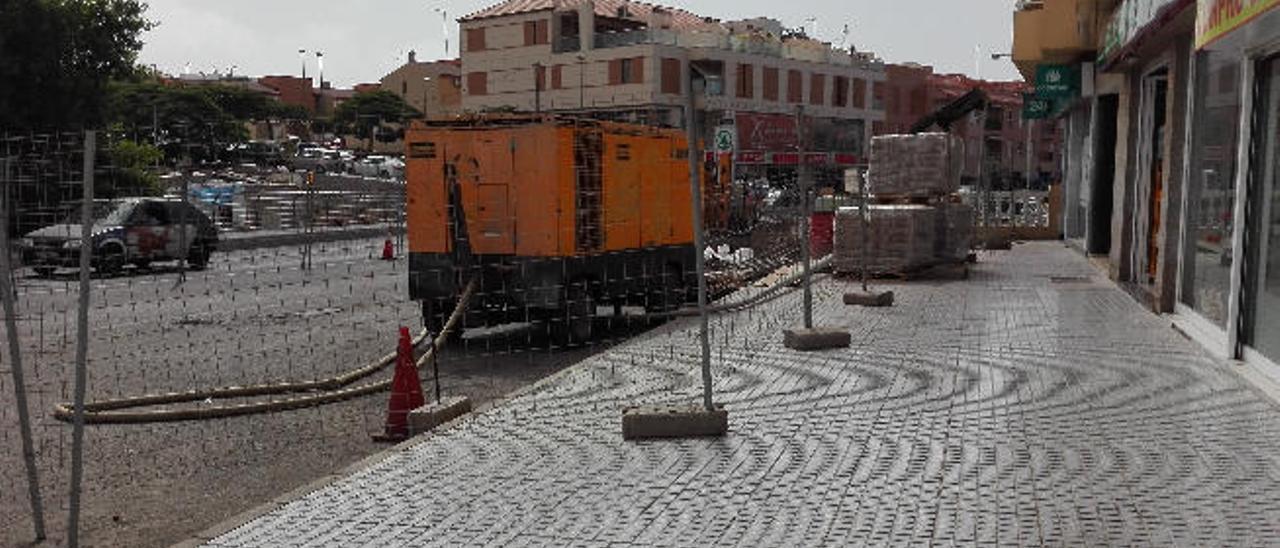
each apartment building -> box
[457,0,886,179]
[1013,0,1280,372]
[379,52,462,119]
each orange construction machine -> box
[405,116,698,343]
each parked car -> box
[292,148,344,173]
[352,155,405,179]
[18,198,219,276]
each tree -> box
[103,138,164,197]
[334,91,419,138]
[0,0,154,130]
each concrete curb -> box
[217,226,405,252]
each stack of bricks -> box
[833,205,937,274]
[935,203,975,262]
[833,133,973,275]
[866,133,962,197]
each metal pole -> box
[431,337,441,403]
[0,157,47,542]
[67,130,96,548]
[685,68,713,412]
[178,169,189,282]
[796,105,813,329]
[860,167,870,293]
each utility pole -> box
[299,49,307,80]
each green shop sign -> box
[1035,65,1079,99]
[1022,94,1054,120]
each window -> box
[610,57,644,85]
[763,67,779,101]
[735,64,754,99]
[872,82,886,110]
[661,58,681,94]
[524,19,550,46]
[810,73,825,105]
[467,72,488,95]
[852,78,866,109]
[401,81,408,96]
[466,27,486,52]
[552,64,564,89]
[787,70,804,103]
[833,76,849,107]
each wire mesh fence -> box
[2,121,1001,546]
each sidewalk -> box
[198,242,1280,547]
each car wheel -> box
[131,259,152,270]
[33,266,55,278]
[98,245,125,275]
[187,241,211,270]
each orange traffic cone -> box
[375,327,424,442]
[382,238,395,261]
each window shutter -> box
[552,64,563,89]
[524,21,536,46]
[609,59,622,85]
[810,74,825,105]
[661,58,681,94]
[631,57,644,84]
[466,28,486,52]
[852,78,866,108]
[467,72,487,95]
[536,19,549,44]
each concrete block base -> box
[408,396,473,436]
[783,328,852,351]
[844,290,894,307]
[622,404,728,440]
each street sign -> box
[1035,65,1079,99]
[714,126,736,153]
[1023,94,1053,120]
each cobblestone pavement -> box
[205,242,1280,547]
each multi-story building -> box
[1012,0,1280,372]
[879,63,1062,190]
[457,0,886,183]
[258,76,318,114]
[379,52,462,119]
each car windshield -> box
[62,200,132,226]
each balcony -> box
[1012,0,1107,80]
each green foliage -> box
[334,91,419,138]
[0,0,154,129]
[105,139,164,196]
[106,81,286,162]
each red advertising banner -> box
[736,151,767,164]
[804,153,830,165]
[736,112,801,151]
[771,152,800,165]
[834,153,860,165]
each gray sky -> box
[138,0,1022,87]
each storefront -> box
[1175,0,1280,368]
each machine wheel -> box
[422,298,463,344]
[97,245,125,275]
[552,280,594,347]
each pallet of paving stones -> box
[867,132,962,196]
[832,204,937,274]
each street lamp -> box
[298,49,307,80]
[433,7,449,57]
[315,51,325,88]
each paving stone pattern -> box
[208,243,1280,547]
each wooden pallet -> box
[835,260,970,281]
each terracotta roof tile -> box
[462,0,714,30]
